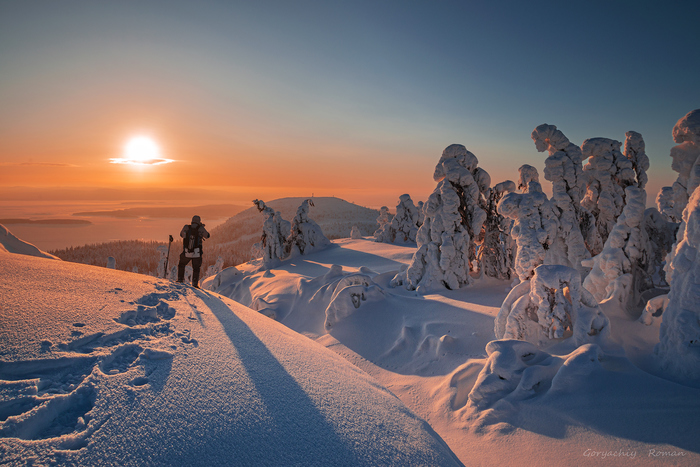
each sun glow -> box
[110,136,174,165]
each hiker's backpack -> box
[183,226,201,258]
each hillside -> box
[207,197,381,267]
[0,248,461,466]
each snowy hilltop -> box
[0,248,461,466]
[0,224,60,260]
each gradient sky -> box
[1,0,699,207]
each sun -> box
[110,136,174,165]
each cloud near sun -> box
[110,136,175,166]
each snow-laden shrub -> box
[495,265,610,347]
[497,180,559,282]
[391,144,489,293]
[581,137,640,253]
[656,109,700,222]
[582,186,650,306]
[532,124,595,270]
[350,225,363,239]
[253,199,291,269]
[287,199,331,256]
[156,245,168,278]
[373,206,393,242]
[107,257,116,269]
[374,195,421,243]
[655,186,700,380]
[479,180,516,280]
[324,274,385,329]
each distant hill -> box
[207,197,381,267]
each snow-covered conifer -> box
[532,124,596,268]
[516,164,539,192]
[582,186,650,305]
[624,131,650,189]
[373,207,393,242]
[206,255,225,278]
[581,137,639,253]
[156,245,168,278]
[496,180,559,282]
[287,199,330,256]
[495,264,610,347]
[655,185,700,379]
[253,199,291,269]
[656,109,700,222]
[416,201,425,227]
[107,256,116,269]
[391,144,489,292]
[375,195,421,243]
[478,180,516,280]
[350,226,362,239]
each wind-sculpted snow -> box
[0,224,59,260]
[655,186,700,380]
[323,273,386,330]
[391,145,489,293]
[495,265,610,347]
[466,341,605,412]
[497,180,559,282]
[657,109,700,222]
[532,124,594,270]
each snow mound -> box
[467,340,605,411]
[324,273,386,330]
[0,252,461,466]
[0,224,59,260]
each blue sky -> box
[1,0,698,206]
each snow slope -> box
[0,224,59,260]
[209,238,700,466]
[0,250,462,466]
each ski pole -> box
[164,234,173,279]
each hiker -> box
[177,215,210,288]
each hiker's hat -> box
[192,215,201,225]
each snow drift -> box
[0,224,59,260]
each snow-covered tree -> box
[516,164,539,192]
[253,199,291,269]
[656,109,700,223]
[624,131,650,189]
[107,256,116,269]
[478,180,516,280]
[532,124,596,269]
[350,225,363,239]
[495,264,610,347]
[391,144,490,293]
[156,245,168,278]
[416,201,425,228]
[373,207,393,242]
[374,194,421,244]
[497,179,559,282]
[205,255,225,278]
[582,186,650,306]
[287,199,330,256]
[655,185,700,379]
[581,137,639,254]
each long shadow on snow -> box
[284,244,408,276]
[200,291,360,466]
[503,366,700,453]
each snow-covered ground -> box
[206,237,700,466]
[0,244,462,466]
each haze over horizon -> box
[2,1,700,209]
